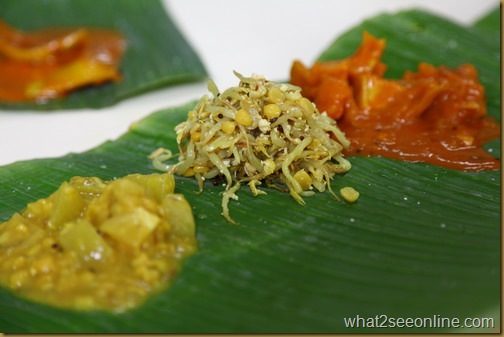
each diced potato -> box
[48,182,86,230]
[85,196,111,226]
[162,194,195,237]
[25,199,52,224]
[100,207,160,248]
[69,177,107,201]
[106,180,146,217]
[124,173,175,202]
[58,219,112,266]
[110,179,145,203]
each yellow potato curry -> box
[0,173,196,312]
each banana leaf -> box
[0,8,500,333]
[0,0,207,111]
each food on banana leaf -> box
[291,32,500,172]
[0,19,126,103]
[339,186,359,203]
[0,173,196,312]
[151,72,352,223]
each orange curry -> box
[291,32,500,171]
[0,20,126,103]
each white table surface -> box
[0,0,498,167]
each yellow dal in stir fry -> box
[0,173,196,312]
[152,72,353,224]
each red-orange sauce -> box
[0,20,126,103]
[290,32,500,172]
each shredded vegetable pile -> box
[152,72,352,223]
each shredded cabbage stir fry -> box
[151,72,352,223]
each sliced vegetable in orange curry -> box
[0,20,126,103]
[291,32,500,172]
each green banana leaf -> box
[0,0,207,111]
[0,8,500,333]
